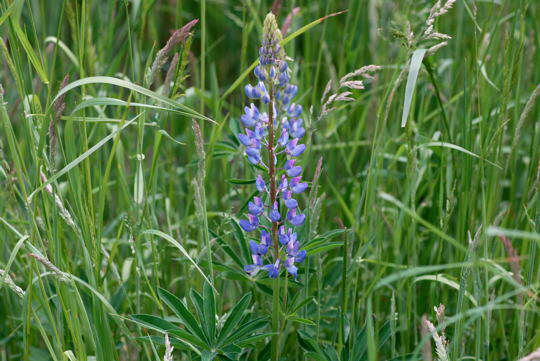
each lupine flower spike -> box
[237,13,307,280]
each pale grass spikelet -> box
[162,53,179,96]
[433,304,447,346]
[281,7,301,35]
[420,315,433,361]
[435,0,456,17]
[425,1,441,29]
[319,65,381,120]
[40,169,77,230]
[416,0,454,55]
[192,120,206,180]
[427,41,448,56]
[518,348,540,361]
[340,81,365,90]
[163,334,174,361]
[49,74,69,166]
[424,0,456,32]
[0,269,25,298]
[497,235,529,302]
[512,83,540,151]
[145,19,199,87]
[423,319,449,361]
[426,32,452,41]
[406,22,414,47]
[28,253,71,282]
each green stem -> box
[272,276,281,361]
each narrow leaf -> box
[401,49,427,127]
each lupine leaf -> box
[235,332,274,347]
[210,229,244,268]
[322,345,340,361]
[227,178,256,185]
[291,296,315,313]
[201,350,216,361]
[130,314,178,333]
[305,352,328,361]
[167,328,207,349]
[222,317,268,345]
[189,289,206,333]
[229,218,251,264]
[288,316,316,326]
[157,288,208,344]
[202,281,217,344]
[217,293,252,345]
[136,335,192,351]
[297,330,324,355]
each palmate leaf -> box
[189,289,205,325]
[143,288,269,358]
[130,314,206,350]
[209,229,244,268]
[221,317,268,346]
[322,345,340,361]
[203,282,217,344]
[157,288,208,343]
[217,293,252,345]
[297,331,324,354]
[201,350,216,361]
[288,316,316,326]
[136,335,192,351]
[235,332,275,347]
[229,218,251,264]
[131,314,177,333]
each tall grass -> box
[0,0,538,360]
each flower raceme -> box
[237,13,307,280]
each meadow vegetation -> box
[0,0,538,360]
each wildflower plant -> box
[236,13,308,280]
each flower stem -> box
[267,80,281,361]
[267,86,279,256]
[272,275,280,361]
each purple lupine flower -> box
[290,176,308,194]
[235,13,308,279]
[239,214,259,232]
[244,253,264,276]
[248,196,264,215]
[256,175,266,192]
[284,257,298,278]
[283,190,298,209]
[264,259,280,278]
[269,201,281,222]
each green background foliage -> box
[0,0,538,360]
